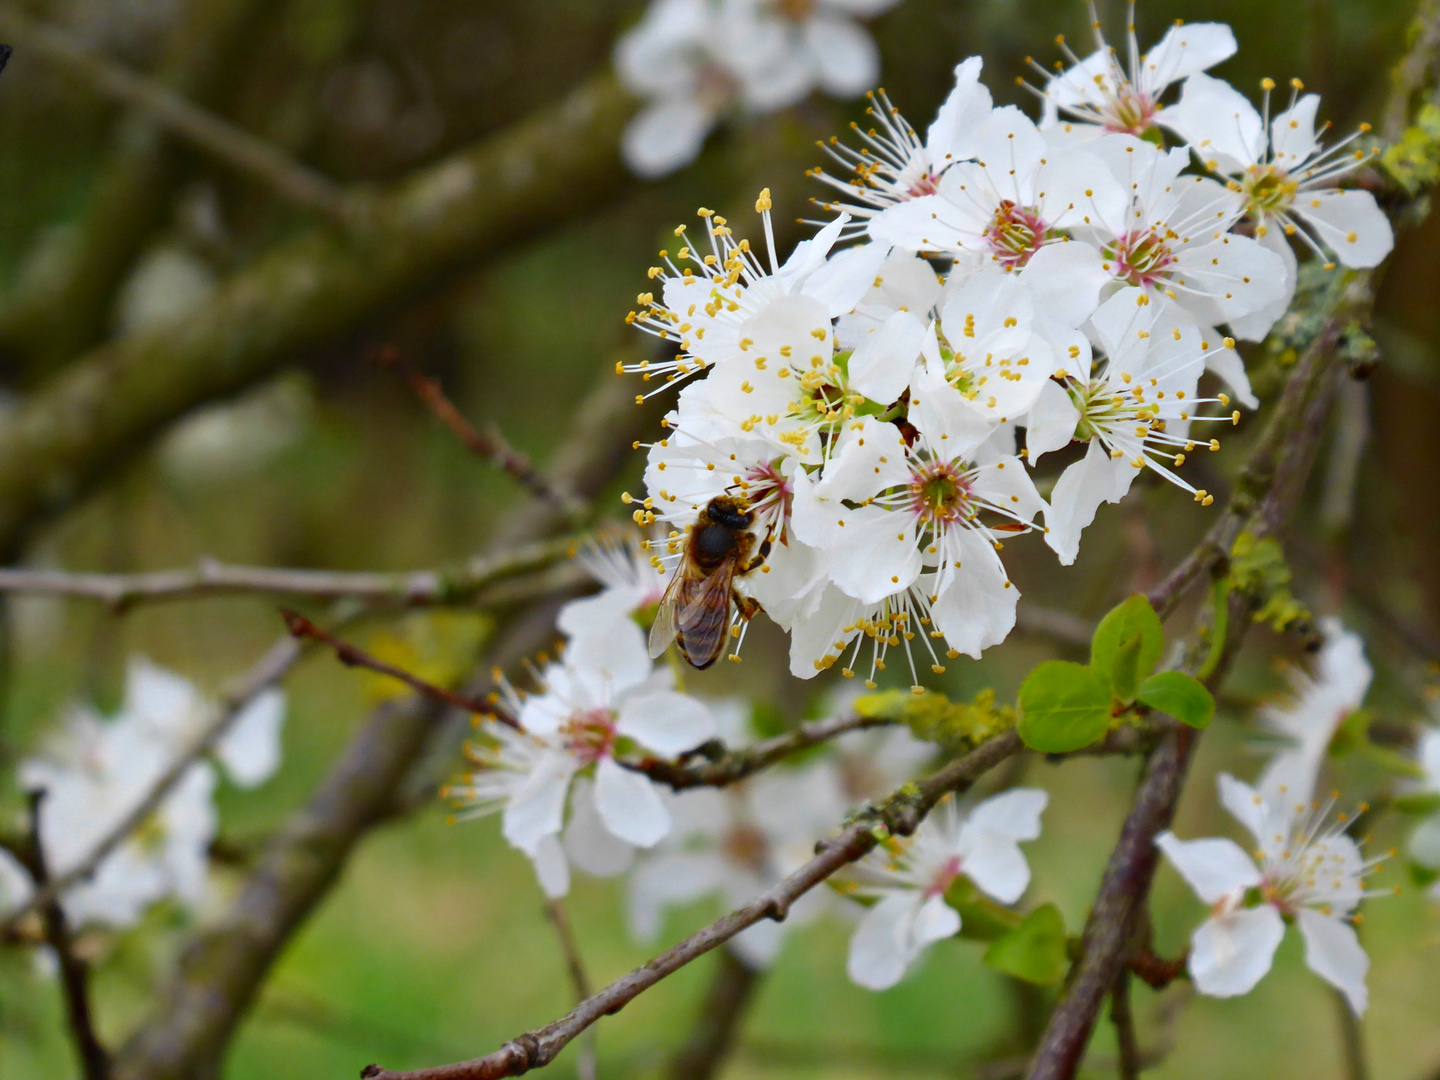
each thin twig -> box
[1109,974,1140,1080]
[544,901,595,1080]
[0,536,579,611]
[26,792,111,1080]
[358,730,1023,1080]
[377,347,587,523]
[624,714,893,789]
[667,949,761,1080]
[0,634,304,935]
[279,609,519,729]
[0,3,353,225]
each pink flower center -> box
[984,200,1049,269]
[924,855,963,899]
[563,709,617,765]
[1105,227,1177,287]
[1102,90,1159,136]
[739,459,794,541]
[906,172,942,199]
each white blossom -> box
[1157,773,1391,1014]
[1160,74,1392,339]
[750,0,900,99]
[1032,8,1237,139]
[21,706,217,928]
[1026,288,1239,563]
[615,0,809,178]
[449,619,715,896]
[810,57,992,236]
[1255,619,1372,807]
[842,788,1047,989]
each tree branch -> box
[0,536,579,610]
[25,792,111,1080]
[357,730,1024,1080]
[0,0,272,370]
[0,3,351,225]
[624,713,894,790]
[280,609,519,729]
[0,74,637,556]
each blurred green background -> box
[1,0,1439,1077]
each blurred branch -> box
[0,0,271,370]
[544,901,595,1080]
[358,730,1024,1080]
[1015,605,1092,650]
[0,73,637,557]
[0,3,351,226]
[377,347,587,524]
[279,608,518,730]
[24,792,111,1080]
[0,632,305,936]
[666,949,761,1080]
[1336,988,1370,1080]
[0,535,580,610]
[1109,975,1140,1080]
[110,372,643,1080]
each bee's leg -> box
[741,535,772,573]
[733,593,764,621]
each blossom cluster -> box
[615,0,900,177]
[622,19,1391,691]
[0,658,285,927]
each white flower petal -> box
[1141,23,1237,90]
[1297,907,1369,1014]
[1025,378,1082,463]
[529,834,571,899]
[501,751,576,855]
[594,756,671,848]
[1297,189,1395,269]
[216,688,285,788]
[622,97,718,179]
[617,689,715,756]
[966,788,1048,841]
[563,779,637,877]
[848,310,926,404]
[803,14,879,98]
[1156,832,1262,904]
[1189,905,1286,998]
[1216,772,1267,844]
[1158,72,1264,171]
[847,891,924,990]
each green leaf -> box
[1017,661,1113,752]
[983,904,1069,985]
[1135,671,1215,729]
[945,877,1025,942]
[1090,595,1164,703]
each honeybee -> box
[648,496,772,669]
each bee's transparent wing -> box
[647,566,685,659]
[672,558,737,669]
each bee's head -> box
[704,496,754,531]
